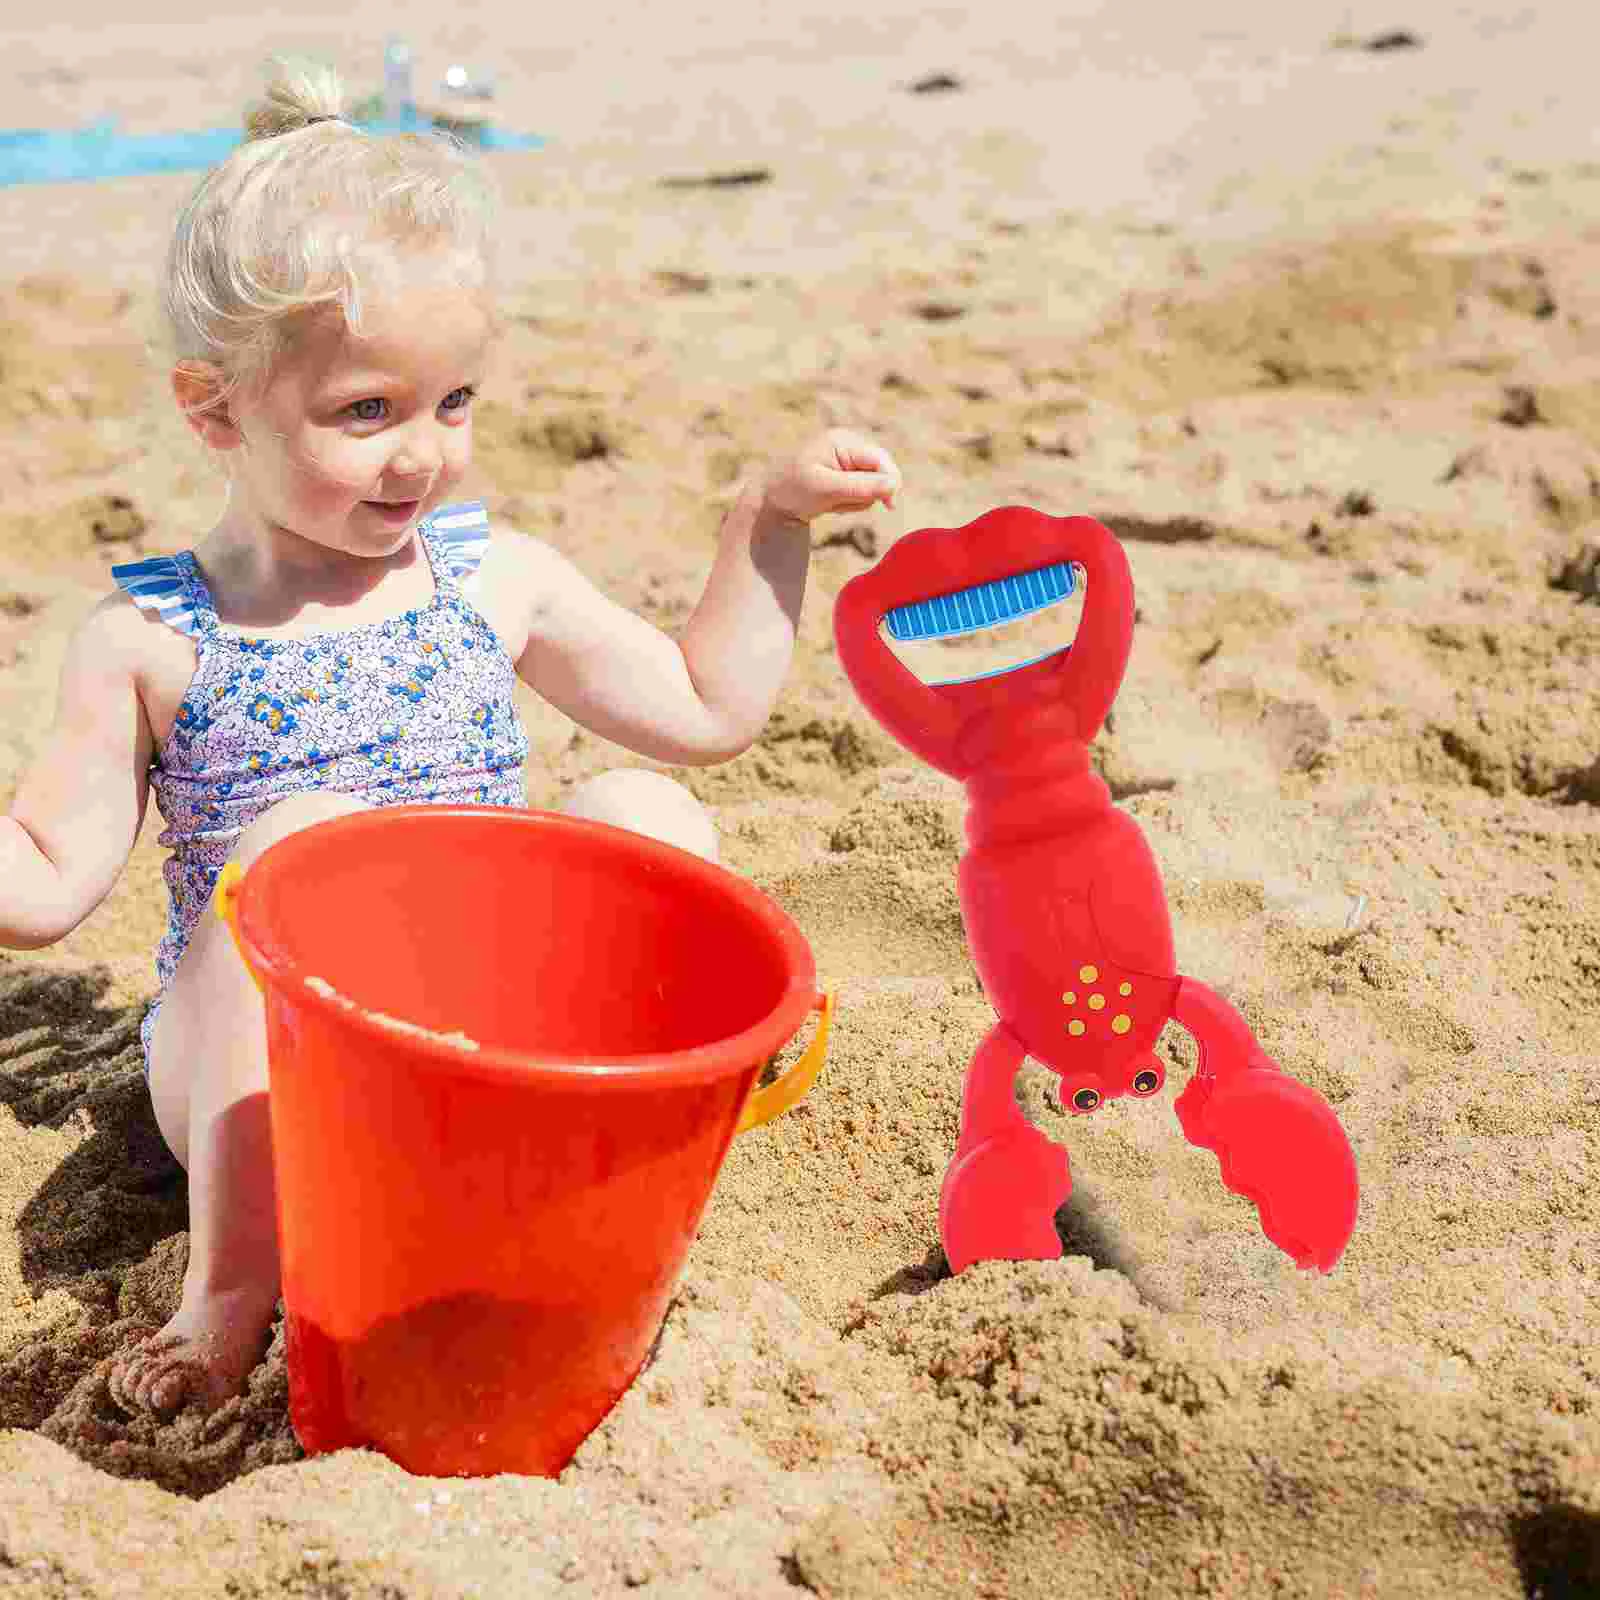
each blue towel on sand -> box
[0,112,545,187]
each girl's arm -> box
[513,482,807,765]
[1,596,154,949]
[513,429,900,766]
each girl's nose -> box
[390,418,451,480]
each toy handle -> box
[833,509,1134,778]
[736,989,833,1131]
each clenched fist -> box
[760,428,902,525]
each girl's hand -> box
[761,429,902,525]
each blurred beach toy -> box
[383,37,414,125]
[440,63,496,100]
[216,805,832,1477]
[834,508,1359,1276]
[425,62,499,143]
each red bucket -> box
[217,805,830,1477]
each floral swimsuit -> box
[110,501,530,1075]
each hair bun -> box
[243,56,347,142]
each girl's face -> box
[213,277,492,560]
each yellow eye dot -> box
[1087,993,1106,1011]
[1119,981,1132,996]
[1062,991,1077,1005]
[1111,1014,1132,1034]
[1079,964,1098,983]
[1067,1019,1086,1037]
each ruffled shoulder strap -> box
[421,500,491,586]
[109,552,212,640]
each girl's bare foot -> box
[108,1283,280,1419]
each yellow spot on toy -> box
[1067,1019,1086,1036]
[1111,1014,1132,1035]
[1119,981,1133,996]
[1078,964,1098,983]
[1062,991,1077,1005]
[1088,993,1105,1011]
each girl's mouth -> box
[363,499,422,525]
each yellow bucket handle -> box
[737,989,833,1133]
[215,861,267,997]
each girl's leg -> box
[557,768,718,863]
[108,790,370,1418]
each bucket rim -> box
[230,804,820,1089]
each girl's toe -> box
[147,1366,189,1419]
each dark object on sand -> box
[1331,29,1433,52]
[1497,386,1545,428]
[1331,29,1424,51]
[816,524,879,559]
[89,494,148,545]
[1094,513,1216,545]
[909,72,964,93]
[659,167,773,190]
[1551,540,1600,603]
[652,268,714,295]
[1363,29,1424,50]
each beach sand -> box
[1,1,1597,1593]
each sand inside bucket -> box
[303,974,482,1053]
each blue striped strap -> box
[109,554,206,639]
[426,500,491,583]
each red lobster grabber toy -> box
[833,508,1359,1275]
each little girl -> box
[0,60,901,1419]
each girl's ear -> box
[172,362,243,450]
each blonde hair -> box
[163,55,499,418]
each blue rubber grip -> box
[883,562,1078,642]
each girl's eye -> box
[344,386,476,425]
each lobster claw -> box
[1176,1066,1359,1271]
[940,1124,1071,1275]
[1172,980,1359,1273]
